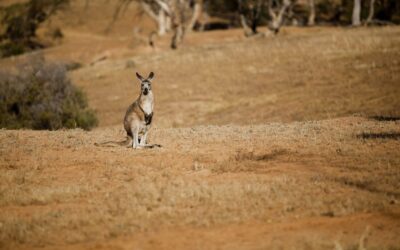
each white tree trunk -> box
[170,0,186,49]
[239,14,254,36]
[268,0,291,33]
[141,2,167,36]
[155,0,172,15]
[187,0,203,32]
[238,0,253,36]
[166,15,172,32]
[352,0,361,26]
[171,23,184,49]
[158,10,167,35]
[366,0,375,25]
[238,0,263,36]
[141,2,158,21]
[308,0,316,26]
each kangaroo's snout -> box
[143,88,149,95]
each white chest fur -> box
[140,92,154,115]
[141,101,153,114]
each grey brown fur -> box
[124,72,158,149]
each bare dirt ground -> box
[1,1,400,249]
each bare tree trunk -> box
[139,0,191,49]
[239,14,254,36]
[307,0,315,26]
[149,31,157,47]
[158,9,167,35]
[267,0,278,32]
[187,0,203,32]
[199,1,210,31]
[251,0,263,33]
[141,2,161,34]
[141,2,158,21]
[238,0,264,37]
[171,23,184,49]
[170,0,186,49]
[268,0,291,34]
[155,0,171,14]
[352,0,361,26]
[365,0,375,25]
[166,14,172,31]
[140,0,173,36]
[238,0,253,36]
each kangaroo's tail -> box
[94,138,132,147]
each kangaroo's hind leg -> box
[124,134,133,147]
[131,126,140,149]
[141,130,161,148]
[139,130,148,146]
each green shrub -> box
[0,55,97,130]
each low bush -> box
[0,55,97,130]
[0,42,26,58]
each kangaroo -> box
[95,72,160,149]
[123,72,160,149]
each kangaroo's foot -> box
[142,144,162,149]
[131,144,162,149]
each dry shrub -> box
[0,55,97,130]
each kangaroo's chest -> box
[141,101,153,115]
[139,95,153,127]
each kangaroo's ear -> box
[136,72,145,81]
[147,72,155,81]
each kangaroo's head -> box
[136,72,155,96]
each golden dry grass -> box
[0,117,400,250]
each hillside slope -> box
[1,5,399,128]
[67,26,400,128]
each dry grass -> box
[1,117,399,249]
